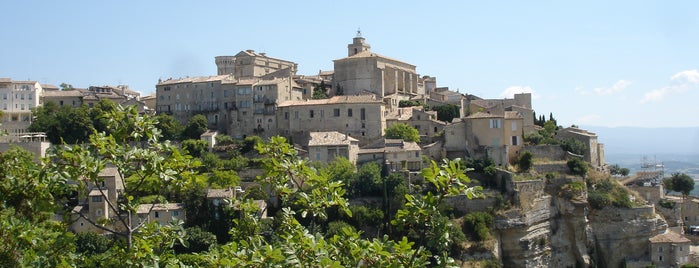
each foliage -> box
[559,138,587,156]
[385,123,421,143]
[241,135,262,154]
[432,104,460,123]
[462,211,494,241]
[155,114,182,141]
[658,200,676,209]
[174,226,217,254]
[587,178,634,209]
[560,181,586,199]
[517,151,533,172]
[181,139,209,158]
[399,100,422,107]
[352,162,383,197]
[75,232,113,256]
[181,114,209,140]
[664,172,695,197]
[0,209,77,267]
[567,158,588,176]
[523,131,544,145]
[312,81,329,99]
[46,105,199,249]
[29,102,94,144]
[325,220,356,238]
[208,170,241,188]
[243,185,268,201]
[608,164,630,177]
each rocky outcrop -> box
[588,206,667,267]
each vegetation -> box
[559,138,587,156]
[462,212,494,241]
[608,164,630,177]
[567,158,588,176]
[432,104,460,123]
[517,151,533,172]
[312,81,329,99]
[663,172,695,198]
[385,123,421,143]
[586,177,636,209]
[399,100,422,107]
[181,114,209,140]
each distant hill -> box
[582,126,699,155]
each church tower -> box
[347,30,371,57]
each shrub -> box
[567,158,588,176]
[325,221,356,238]
[587,191,611,209]
[463,212,494,241]
[517,151,533,172]
[560,138,587,156]
[659,200,676,209]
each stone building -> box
[307,131,359,164]
[276,94,385,145]
[357,138,423,172]
[157,51,302,138]
[134,203,186,226]
[215,49,297,78]
[0,78,43,134]
[444,111,524,166]
[332,32,423,102]
[649,230,690,267]
[70,167,125,233]
[42,89,84,108]
[385,106,446,140]
[555,127,605,169]
[468,93,534,133]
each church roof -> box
[334,50,416,69]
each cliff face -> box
[491,172,668,267]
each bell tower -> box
[347,29,371,57]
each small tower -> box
[347,29,371,57]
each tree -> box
[609,164,630,177]
[567,157,588,176]
[46,105,199,249]
[60,83,75,90]
[560,138,587,156]
[155,114,183,141]
[312,81,329,99]
[667,172,695,198]
[517,151,533,172]
[432,104,460,123]
[385,123,420,143]
[181,139,209,158]
[182,114,209,140]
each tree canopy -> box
[664,172,695,197]
[385,123,420,143]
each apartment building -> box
[276,94,385,145]
[0,78,43,134]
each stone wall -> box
[444,195,498,215]
[523,145,565,161]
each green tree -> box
[182,139,209,158]
[517,151,533,172]
[208,170,241,188]
[182,114,209,140]
[46,105,199,249]
[385,123,420,143]
[567,158,588,176]
[560,138,587,156]
[312,81,329,99]
[432,104,460,123]
[60,82,75,90]
[609,164,630,177]
[155,114,183,141]
[667,172,695,198]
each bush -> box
[561,181,585,199]
[75,232,113,255]
[559,138,587,156]
[659,200,676,209]
[517,151,533,172]
[325,221,356,238]
[175,226,217,254]
[567,158,588,176]
[463,212,494,241]
[587,191,611,209]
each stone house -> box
[444,111,524,166]
[42,88,84,108]
[385,106,446,141]
[215,49,297,78]
[133,203,186,226]
[468,93,534,133]
[649,230,691,267]
[555,127,605,169]
[358,138,423,172]
[307,131,359,164]
[70,167,125,234]
[276,94,385,145]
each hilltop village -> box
[2,33,698,267]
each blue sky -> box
[2,1,698,127]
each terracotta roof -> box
[335,50,416,69]
[308,131,358,146]
[278,94,379,107]
[157,75,234,86]
[207,188,235,199]
[466,112,502,119]
[137,203,184,214]
[649,231,690,243]
[42,90,84,97]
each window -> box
[224,90,229,97]
[28,94,32,100]
[316,153,320,160]
[333,108,340,117]
[511,121,517,131]
[511,136,518,146]
[284,112,289,120]
[659,246,663,252]
[91,196,102,202]
[415,151,419,158]
[96,209,103,216]
[310,110,314,118]
[360,108,366,120]
[347,108,353,117]
[490,119,501,129]
[171,211,180,217]
[294,111,299,119]
[154,211,160,218]
[2,93,6,99]
[59,100,64,106]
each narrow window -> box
[360,108,366,120]
[348,108,353,117]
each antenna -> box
[356,27,362,37]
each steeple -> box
[347,29,371,57]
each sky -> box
[2,1,698,128]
